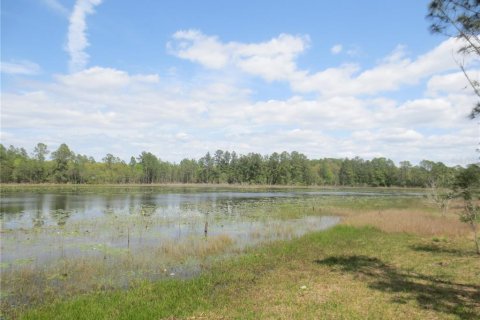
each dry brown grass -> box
[343,209,470,237]
[158,234,234,260]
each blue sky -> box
[1,0,478,165]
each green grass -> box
[16,225,480,320]
[0,183,426,194]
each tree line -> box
[0,142,475,187]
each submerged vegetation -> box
[16,224,480,320]
[0,193,340,317]
[2,191,480,319]
[1,142,474,187]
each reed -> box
[344,209,470,237]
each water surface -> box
[0,188,421,229]
[0,188,422,268]
[1,187,425,309]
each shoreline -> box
[0,183,427,191]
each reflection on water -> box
[0,190,420,229]
[0,189,421,268]
[0,188,425,311]
[2,192,288,228]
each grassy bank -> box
[4,191,478,319]
[17,224,480,320]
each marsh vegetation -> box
[1,186,479,319]
[1,187,347,316]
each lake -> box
[0,187,424,309]
[0,188,424,263]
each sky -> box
[1,0,479,165]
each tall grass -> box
[344,209,470,237]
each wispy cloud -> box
[40,0,69,17]
[1,60,41,75]
[170,31,472,98]
[66,0,103,73]
[331,44,343,54]
[1,31,477,165]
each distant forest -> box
[0,143,474,187]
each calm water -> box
[0,188,422,268]
[1,188,426,309]
[0,189,421,229]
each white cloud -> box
[1,32,478,165]
[175,132,190,141]
[55,67,159,91]
[1,60,41,75]
[66,0,103,72]
[170,31,472,98]
[426,69,479,96]
[2,64,476,165]
[353,128,424,144]
[293,38,470,96]
[168,30,229,69]
[169,30,309,81]
[331,44,342,54]
[56,67,130,89]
